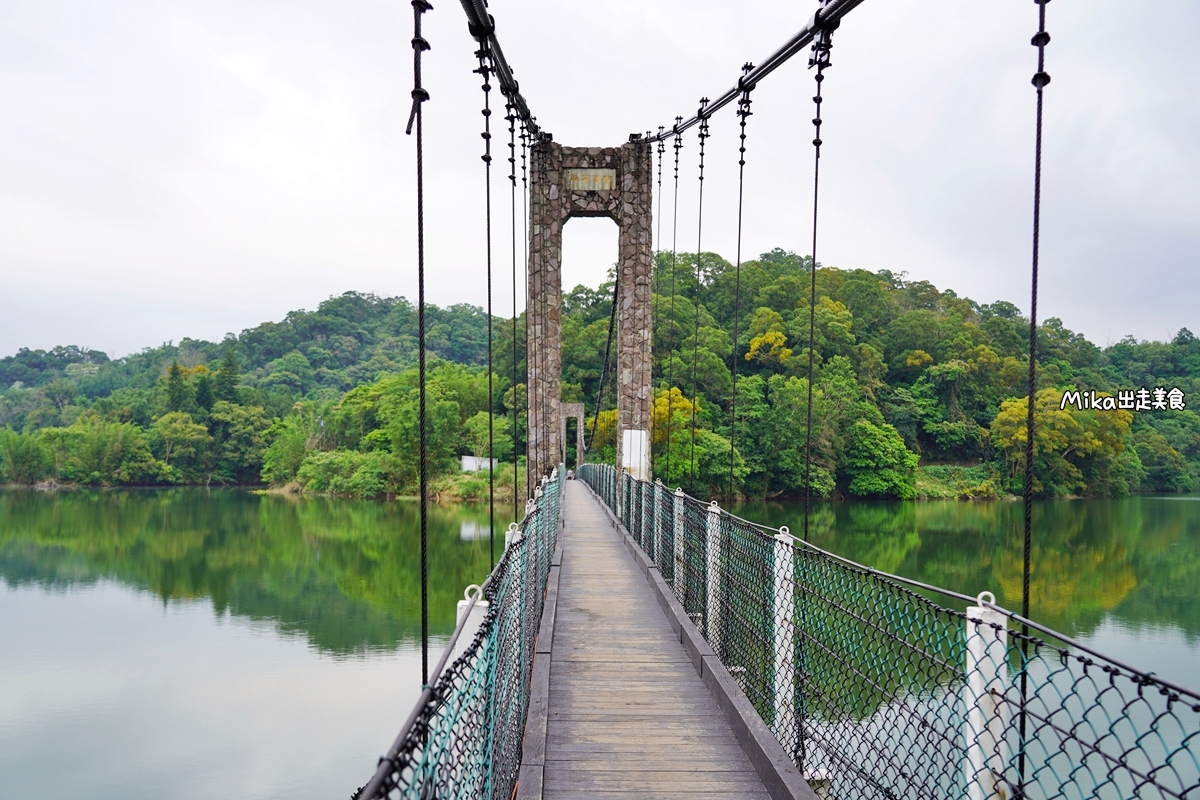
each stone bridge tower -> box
[527,137,654,483]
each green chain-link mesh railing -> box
[352,467,563,800]
[578,463,1200,800]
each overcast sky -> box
[1,0,1197,359]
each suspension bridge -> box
[353,1,1200,798]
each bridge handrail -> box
[721,500,1200,703]
[354,466,565,800]
[577,462,1200,800]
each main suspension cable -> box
[645,0,864,143]
[1020,1,1051,791]
[475,45,496,569]
[689,100,710,481]
[459,0,540,138]
[803,19,836,544]
[405,0,432,686]
[729,65,755,500]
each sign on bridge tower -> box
[527,138,654,483]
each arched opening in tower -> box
[561,216,619,466]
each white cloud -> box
[0,0,1196,356]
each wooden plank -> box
[515,764,543,800]
[549,690,710,701]
[549,660,697,675]
[551,652,692,663]
[547,750,745,759]
[522,652,551,766]
[549,720,744,736]
[535,564,560,655]
[547,706,723,719]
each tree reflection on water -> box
[3,489,1197,657]
[0,489,497,655]
[733,495,1200,640]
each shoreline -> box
[0,480,1168,504]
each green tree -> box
[686,428,747,498]
[152,412,212,479]
[378,382,461,488]
[842,419,918,498]
[261,352,315,394]
[788,296,857,362]
[726,376,772,496]
[57,413,161,485]
[194,372,215,411]
[262,410,325,486]
[213,348,240,402]
[43,378,77,413]
[38,426,81,477]
[296,449,389,497]
[464,411,514,463]
[0,428,49,484]
[209,401,270,483]
[991,388,1133,497]
[166,361,188,412]
[501,383,528,455]
[763,374,835,497]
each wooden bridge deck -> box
[541,481,772,799]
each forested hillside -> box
[2,248,1198,499]
[0,294,490,400]
[567,249,1200,498]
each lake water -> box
[0,489,507,800]
[2,489,1197,798]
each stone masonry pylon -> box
[527,137,653,484]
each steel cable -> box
[540,139,550,480]
[798,19,837,775]
[655,129,665,305]
[666,120,683,486]
[803,17,836,543]
[476,46,496,569]
[535,137,550,481]
[653,128,665,456]
[521,124,530,500]
[1020,1,1051,792]
[728,65,754,500]
[528,140,542,485]
[690,101,711,481]
[507,103,518,523]
[404,0,433,686]
[646,0,865,143]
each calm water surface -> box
[0,489,505,799]
[2,490,1198,798]
[731,495,1200,688]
